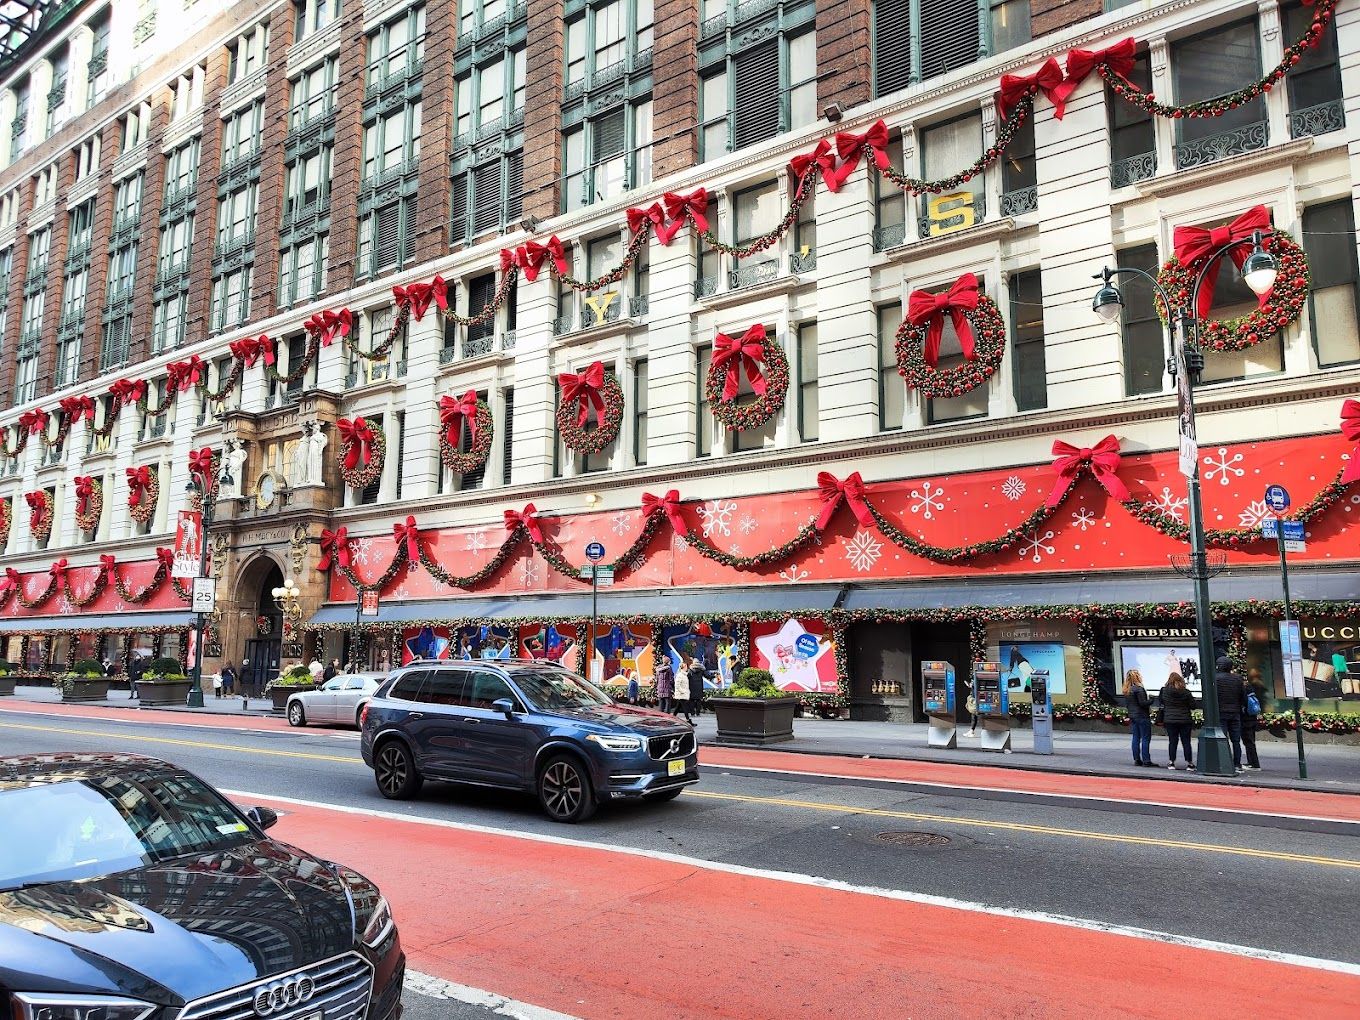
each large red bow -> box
[641,490,689,537]
[827,120,891,190]
[999,56,1065,120]
[49,559,68,585]
[60,395,96,423]
[559,362,606,429]
[1341,399,1360,484]
[788,140,836,194]
[336,418,374,471]
[517,237,569,282]
[662,188,709,235]
[99,554,117,579]
[711,325,769,402]
[504,504,543,544]
[189,448,215,490]
[393,516,421,563]
[906,273,981,368]
[25,491,47,520]
[627,202,681,246]
[305,309,352,347]
[1047,435,1130,509]
[126,466,152,508]
[1172,205,1274,318]
[438,391,480,447]
[394,276,448,322]
[19,409,47,435]
[167,356,205,393]
[74,476,95,516]
[110,378,147,405]
[0,568,18,595]
[815,471,875,531]
[156,547,175,569]
[499,248,520,275]
[1055,38,1137,115]
[318,527,350,571]
[230,335,274,367]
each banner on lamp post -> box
[173,510,203,579]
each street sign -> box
[1264,484,1291,514]
[1261,518,1305,552]
[360,591,380,617]
[579,564,615,585]
[1280,620,1306,699]
[585,541,606,562]
[191,576,216,614]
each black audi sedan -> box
[0,753,403,1020]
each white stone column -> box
[397,313,441,499]
[640,228,699,467]
[67,28,93,115]
[509,273,563,484]
[1259,1,1289,146]
[1150,39,1175,181]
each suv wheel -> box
[538,755,596,823]
[374,741,424,800]
[287,701,306,727]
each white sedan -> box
[286,673,385,728]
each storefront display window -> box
[49,634,71,672]
[24,637,47,672]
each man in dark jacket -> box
[1214,655,1246,772]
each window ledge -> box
[1135,137,1313,199]
[161,112,199,152]
[220,68,269,116]
[696,274,802,312]
[287,19,343,76]
[555,315,638,346]
[66,174,98,210]
[111,140,150,182]
[437,348,511,374]
[878,218,1016,265]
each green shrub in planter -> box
[74,658,105,677]
[146,657,184,677]
[0,659,15,676]
[268,666,316,692]
[727,667,781,699]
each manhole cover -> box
[875,831,951,847]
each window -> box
[466,671,518,710]
[45,45,69,136]
[211,266,252,330]
[106,240,138,303]
[279,235,328,306]
[164,139,199,203]
[562,100,651,211]
[1116,244,1163,397]
[11,77,29,156]
[874,0,1016,95]
[582,235,622,326]
[87,9,111,110]
[701,29,815,159]
[152,290,187,352]
[290,59,336,129]
[113,173,143,228]
[367,6,425,87]
[33,165,56,206]
[1000,113,1035,211]
[294,0,341,40]
[357,197,414,277]
[66,201,92,254]
[797,323,818,442]
[1285,0,1344,138]
[14,343,38,402]
[501,387,514,485]
[920,0,981,80]
[563,0,653,86]
[696,195,724,297]
[121,103,150,153]
[1303,201,1360,368]
[1172,19,1265,168]
[990,0,1031,54]
[928,280,989,425]
[0,248,10,350]
[1010,270,1046,411]
[285,148,330,217]
[878,303,904,431]
[450,148,522,241]
[25,226,50,279]
[216,183,257,252]
[633,359,648,466]
[449,389,488,490]
[561,367,616,472]
[1196,216,1283,386]
[920,114,983,237]
[74,136,100,182]
[56,319,80,388]
[170,65,205,121]
[157,216,193,284]
[222,102,263,166]
[228,23,270,84]
[696,343,713,457]
[731,181,780,288]
[101,309,132,371]
[363,102,421,180]
[1109,51,1155,187]
[873,135,906,250]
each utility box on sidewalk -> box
[1031,673,1053,755]
[922,660,957,748]
[973,661,1011,753]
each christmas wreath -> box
[27,491,53,544]
[557,363,624,455]
[0,497,10,550]
[438,393,495,475]
[1155,227,1309,354]
[895,273,1006,398]
[705,325,790,432]
[128,467,160,526]
[337,417,386,490]
[74,477,103,534]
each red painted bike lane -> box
[258,796,1359,1020]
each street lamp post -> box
[185,465,232,708]
[1093,231,1277,777]
[272,578,302,667]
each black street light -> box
[185,461,233,708]
[1092,232,1277,777]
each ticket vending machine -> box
[1030,672,1053,755]
[973,661,1011,752]
[921,660,956,748]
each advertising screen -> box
[1000,641,1067,695]
[1114,643,1203,695]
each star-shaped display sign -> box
[404,626,450,663]
[753,618,832,692]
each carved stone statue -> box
[290,423,313,485]
[306,421,328,487]
[224,439,249,498]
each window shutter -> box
[472,161,501,235]
[505,149,523,222]
[919,0,980,81]
[501,387,515,485]
[874,0,914,96]
[373,202,401,270]
[451,171,470,242]
[592,109,626,164]
[733,40,779,150]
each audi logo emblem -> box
[252,974,315,1016]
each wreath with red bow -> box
[74,477,103,534]
[128,467,160,526]
[337,418,386,490]
[1155,228,1309,354]
[556,364,625,455]
[0,498,10,550]
[894,276,1007,399]
[704,325,790,433]
[438,393,495,475]
[27,492,53,544]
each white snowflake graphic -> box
[55,594,74,615]
[349,537,372,565]
[1238,500,1271,529]
[464,530,489,554]
[1001,475,1027,502]
[1071,507,1096,532]
[521,558,541,587]
[1154,486,1189,521]
[910,481,945,520]
[390,584,411,599]
[671,532,689,552]
[697,499,737,537]
[779,565,809,584]
[842,532,883,573]
[611,512,632,536]
[1203,447,1245,486]
[738,514,758,535]
[1020,529,1056,563]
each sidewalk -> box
[11,683,277,716]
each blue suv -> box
[360,658,698,822]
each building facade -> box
[0,0,1357,726]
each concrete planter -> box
[711,696,798,745]
[137,680,193,706]
[0,677,14,696]
[60,678,110,702]
[271,683,318,711]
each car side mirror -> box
[245,806,278,831]
[491,698,516,717]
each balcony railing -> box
[1000,186,1037,217]
[789,249,816,275]
[1111,150,1156,189]
[551,313,573,337]
[1174,121,1268,170]
[1289,99,1345,140]
[693,275,720,299]
[872,223,907,252]
[628,296,649,318]
[727,259,779,292]
[918,192,986,239]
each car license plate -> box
[668,759,685,777]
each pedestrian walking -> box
[308,658,325,682]
[674,656,695,725]
[655,654,675,715]
[1214,655,1247,773]
[1159,672,1196,770]
[239,658,254,699]
[1123,669,1153,767]
[1240,669,1266,771]
[323,659,338,682]
[128,656,144,700]
[686,657,707,720]
[220,664,236,697]
[211,672,223,698]
[626,670,640,706]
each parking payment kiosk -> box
[922,660,956,748]
[1030,673,1053,755]
[973,661,1011,752]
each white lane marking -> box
[222,788,1360,979]
[706,760,1360,827]
[405,970,580,1020]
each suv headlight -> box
[361,893,394,947]
[10,994,156,1020]
[586,734,643,752]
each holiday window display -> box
[592,623,655,685]
[750,618,838,693]
[519,623,581,672]
[402,625,453,664]
[661,621,740,691]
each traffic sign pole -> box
[583,543,605,677]
[1266,484,1307,780]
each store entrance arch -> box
[237,556,284,696]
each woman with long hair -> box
[1159,672,1196,770]
[1122,669,1153,767]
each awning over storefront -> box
[0,612,196,633]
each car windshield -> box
[0,771,258,890]
[507,667,614,711]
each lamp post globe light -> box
[1091,232,1277,778]
[184,462,234,709]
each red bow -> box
[559,362,606,429]
[305,309,352,346]
[1172,205,1274,318]
[189,448,215,489]
[998,57,1064,121]
[336,418,375,471]
[230,335,274,367]
[815,471,875,531]
[110,378,147,405]
[393,516,421,562]
[1047,435,1130,509]
[167,356,205,393]
[662,188,709,235]
[907,273,981,368]
[641,490,689,537]
[25,492,47,525]
[499,248,520,275]
[711,325,769,402]
[156,547,175,569]
[827,120,891,190]
[1055,38,1137,115]
[788,140,836,194]
[99,554,117,579]
[517,236,570,282]
[394,276,448,322]
[74,476,95,516]
[19,409,47,435]
[1341,399,1360,484]
[49,559,68,585]
[504,504,543,544]
[60,395,96,423]
[438,391,480,447]
[0,568,18,594]
[126,466,152,508]
[318,527,350,571]
[627,202,681,246]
